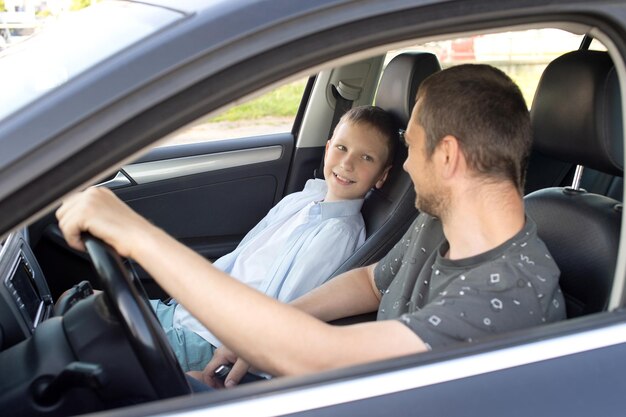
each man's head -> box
[403,64,531,215]
[323,105,398,201]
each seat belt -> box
[314,81,361,179]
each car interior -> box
[0,17,624,416]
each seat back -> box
[332,52,441,276]
[526,50,623,317]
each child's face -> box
[323,121,391,202]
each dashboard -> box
[0,229,53,351]
[0,226,162,416]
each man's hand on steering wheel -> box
[56,187,149,258]
[57,187,192,398]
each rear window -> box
[386,28,606,108]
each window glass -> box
[386,29,604,108]
[160,77,308,147]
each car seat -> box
[525,50,623,318]
[331,52,441,276]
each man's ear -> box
[438,135,461,179]
[375,165,392,189]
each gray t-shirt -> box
[375,213,565,349]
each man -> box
[56,64,565,388]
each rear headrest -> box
[375,52,442,126]
[531,50,623,176]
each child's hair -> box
[337,105,398,166]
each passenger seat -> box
[331,52,441,276]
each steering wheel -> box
[83,234,191,398]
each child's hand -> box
[200,345,250,389]
[56,187,151,258]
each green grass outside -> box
[208,79,308,123]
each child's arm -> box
[57,188,427,377]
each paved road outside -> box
[161,116,293,147]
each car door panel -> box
[116,133,295,260]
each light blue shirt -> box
[173,178,366,347]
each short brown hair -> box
[415,64,531,191]
[338,105,398,166]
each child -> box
[144,106,397,371]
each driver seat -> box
[525,50,623,318]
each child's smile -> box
[323,121,391,202]
[332,172,356,185]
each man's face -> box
[323,121,390,202]
[402,103,448,217]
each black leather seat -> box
[525,50,623,318]
[331,52,441,276]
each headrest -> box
[375,52,442,126]
[531,50,623,176]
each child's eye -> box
[362,155,374,162]
[336,144,347,151]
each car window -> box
[386,28,606,108]
[159,77,309,147]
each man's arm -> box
[199,264,383,387]
[57,188,427,377]
[290,264,381,322]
